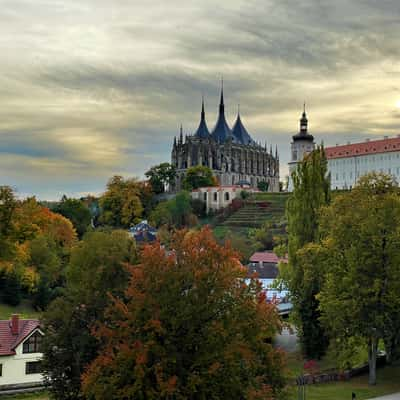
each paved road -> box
[274,326,298,353]
[367,394,400,400]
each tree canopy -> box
[82,228,286,400]
[182,165,217,191]
[42,230,137,400]
[145,162,176,194]
[99,176,144,228]
[317,173,400,384]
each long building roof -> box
[325,136,400,159]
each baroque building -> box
[287,107,400,190]
[171,85,280,192]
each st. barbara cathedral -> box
[171,84,280,192]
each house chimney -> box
[11,314,19,335]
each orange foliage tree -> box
[82,228,286,400]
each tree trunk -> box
[368,337,378,385]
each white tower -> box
[288,105,315,191]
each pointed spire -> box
[270,144,273,155]
[173,136,177,147]
[219,77,225,114]
[179,125,183,143]
[275,144,278,159]
[195,97,210,138]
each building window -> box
[213,192,217,202]
[0,364,2,377]
[25,361,42,375]
[23,332,42,354]
[203,192,207,201]
[225,192,230,201]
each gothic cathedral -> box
[171,84,280,192]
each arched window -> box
[225,192,230,201]
[213,192,218,202]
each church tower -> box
[288,105,315,191]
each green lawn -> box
[286,363,400,400]
[0,300,41,320]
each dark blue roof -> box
[211,87,234,143]
[194,99,210,138]
[232,113,254,145]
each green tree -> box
[54,196,92,238]
[281,145,330,359]
[318,173,400,385]
[42,231,137,400]
[257,181,269,192]
[82,228,286,400]
[99,176,143,228]
[0,186,17,259]
[150,191,196,229]
[145,162,176,194]
[182,165,216,191]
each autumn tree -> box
[281,145,330,358]
[0,186,17,259]
[99,176,144,228]
[318,173,400,385]
[145,162,176,194]
[182,165,217,191]
[82,228,286,400]
[42,230,137,400]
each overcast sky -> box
[1,0,400,199]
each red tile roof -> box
[250,252,287,264]
[326,136,400,159]
[0,318,40,356]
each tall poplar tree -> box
[283,145,330,359]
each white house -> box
[191,185,259,213]
[0,315,44,390]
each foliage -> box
[145,162,176,194]
[258,181,269,192]
[182,165,216,191]
[190,198,206,218]
[317,173,400,385]
[53,196,92,238]
[240,190,250,199]
[150,191,197,229]
[42,230,136,400]
[82,228,286,400]
[0,189,76,307]
[281,146,330,359]
[99,176,144,228]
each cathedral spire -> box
[275,144,278,159]
[179,125,183,143]
[219,77,225,115]
[194,97,210,138]
[212,79,232,143]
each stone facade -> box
[171,85,280,192]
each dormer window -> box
[23,331,42,354]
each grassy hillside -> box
[0,300,40,320]
[221,193,288,228]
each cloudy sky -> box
[1,0,400,199]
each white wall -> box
[288,139,315,191]
[328,151,400,189]
[0,340,43,386]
